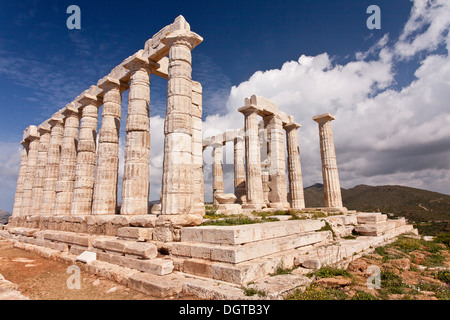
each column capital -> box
[37,121,51,134]
[48,111,64,127]
[313,113,335,124]
[76,92,101,108]
[97,76,121,90]
[161,30,203,50]
[23,125,39,141]
[238,105,259,116]
[62,102,80,117]
[284,122,301,131]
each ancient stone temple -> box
[1,16,418,300]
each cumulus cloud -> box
[201,0,450,198]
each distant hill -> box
[0,209,11,225]
[304,183,450,227]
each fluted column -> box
[121,53,152,215]
[12,140,29,216]
[70,93,101,215]
[92,77,123,215]
[233,136,246,204]
[285,122,305,210]
[192,81,205,214]
[31,121,51,215]
[238,106,265,208]
[21,126,40,216]
[41,112,64,215]
[54,104,80,215]
[265,114,289,209]
[313,113,343,208]
[160,30,202,215]
[212,143,224,205]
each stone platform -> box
[0,211,417,299]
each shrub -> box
[436,270,450,284]
[351,290,378,300]
[286,283,348,300]
[380,270,405,294]
[307,266,352,279]
[434,232,450,247]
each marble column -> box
[21,126,40,216]
[70,93,101,215]
[121,54,152,215]
[192,81,205,215]
[160,30,202,215]
[212,143,224,205]
[233,136,246,204]
[12,139,29,216]
[313,113,343,208]
[238,106,265,208]
[54,104,80,215]
[92,77,123,215]
[31,121,52,215]
[265,114,289,209]
[285,122,305,210]
[41,112,64,215]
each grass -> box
[307,266,353,279]
[416,281,450,300]
[242,286,267,297]
[351,290,378,300]
[270,264,295,276]
[436,270,450,284]
[380,270,406,294]
[285,283,349,300]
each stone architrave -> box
[191,81,205,215]
[284,122,305,210]
[212,143,224,205]
[54,104,80,215]
[238,106,265,208]
[121,53,153,215]
[12,139,29,216]
[313,113,343,208]
[41,112,64,215]
[70,93,101,215]
[31,121,52,215]
[21,126,40,216]
[160,30,202,215]
[233,136,246,204]
[92,77,123,215]
[264,114,288,208]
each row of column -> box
[12,30,203,217]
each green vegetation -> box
[241,286,267,297]
[286,283,349,300]
[351,290,378,300]
[307,266,352,279]
[436,270,450,284]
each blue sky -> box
[1,0,449,212]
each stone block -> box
[76,251,97,264]
[117,227,153,241]
[213,193,237,204]
[128,272,184,298]
[216,204,242,215]
[356,212,387,224]
[181,220,326,245]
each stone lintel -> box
[202,129,244,148]
[23,125,39,141]
[312,113,335,123]
[123,50,159,71]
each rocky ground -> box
[286,233,450,300]
[0,240,161,300]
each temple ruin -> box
[0,16,417,299]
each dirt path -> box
[0,241,159,300]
